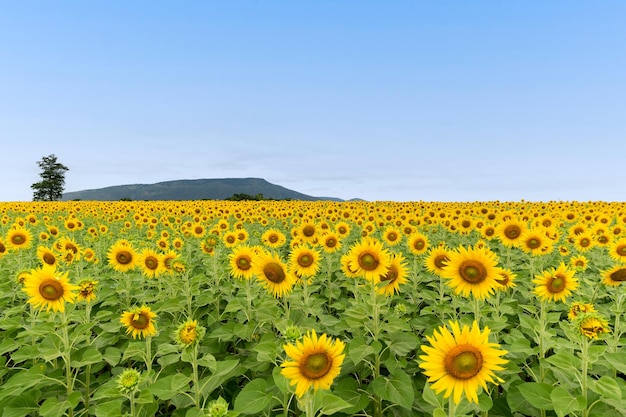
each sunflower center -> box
[116,250,133,265]
[381,265,398,283]
[263,262,286,283]
[610,268,626,282]
[0,243,6,253]
[579,238,591,247]
[485,228,495,237]
[434,255,448,269]
[504,225,521,239]
[43,253,56,265]
[413,240,425,250]
[226,235,236,244]
[459,260,487,284]
[325,237,337,248]
[236,256,251,270]
[11,234,25,245]
[302,225,315,237]
[131,312,150,329]
[527,238,541,249]
[617,245,626,256]
[548,274,566,293]
[444,344,483,380]
[358,252,379,271]
[268,234,279,243]
[144,256,159,270]
[301,352,332,379]
[39,279,64,300]
[387,232,398,241]
[298,254,313,267]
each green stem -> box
[448,395,457,417]
[192,343,201,408]
[61,311,74,417]
[304,390,316,417]
[581,336,590,417]
[145,336,153,380]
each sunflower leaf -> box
[370,370,414,410]
[518,382,554,410]
[150,374,191,401]
[313,390,354,415]
[233,379,272,414]
[550,386,585,417]
[590,376,622,401]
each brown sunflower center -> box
[610,268,626,282]
[144,256,159,270]
[434,254,449,270]
[42,253,56,265]
[263,262,286,283]
[39,279,64,300]
[116,250,133,265]
[526,238,541,249]
[11,234,25,245]
[297,254,313,267]
[504,225,521,240]
[131,312,150,329]
[358,252,379,271]
[579,238,591,248]
[301,352,332,379]
[459,260,487,284]
[547,274,566,293]
[302,225,315,237]
[226,235,236,244]
[617,245,626,256]
[387,232,398,241]
[413,240,425,251]
[325,237,337,248]
[268,234,279,243]
[236,256,251,270]
[381,265,398,283]
[0,242,6,253]
[444,344,483,380]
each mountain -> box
[61,178,345,202]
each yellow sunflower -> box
[137,248,166,278]
[494,267,517,291]
[601,264,626,287]
[77,279,99,303]
[223,231,239,248]
[608,237,626,262]
[261,228,287,249]
[281,330,346,398]
[569,255,589,271]
[6,227,33,251]
[345,237,391,281]
[495,218,527,248]
[407,232,429,256]
[533,262,579,303]
[440,246,500,300]
[419,320,508,405]
[375,253,409,296]
[107,241,138,273]
[567,302,596,321]
[382,227,402,247]
[575,314,610,340]
[37,245,59,267]
[120,305,158,339]
[289,245,322,279]
[252,251,296,298]
[22,264,79,313]
[174,319,205,348]
[518,229,551,256]
[319,232,342,253]
[228,245,256,280]
[424,245,451,277]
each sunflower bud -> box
[117,368,141,395]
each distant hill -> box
[62,178,345,202]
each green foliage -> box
[31,154,69,201]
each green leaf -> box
[551,387,585,417]
[518,382,554,410]
[603,352,626,374]
[433,408,447,417]
[199,359,242,398]
[1,391,40,417]
[103,347,121,366]
[385,331,420,356]
[71,347,103,367]
[233,379,272,414]
[0,365,47,400]
[591,376,622,401]
[313,390,354,415]
[39,397,70,417]
[150,374,191,401]
[370,369,414,410]
[332,377,369,414]
[421,382,444,408]
[93,399,124,417]
[545,351,579,371]
[347,342,375,365]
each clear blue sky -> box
[2,1,625,202]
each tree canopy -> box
[31,154,69,201]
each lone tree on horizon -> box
[31,154,69,201]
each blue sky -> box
[2,1,625,202]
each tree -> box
[31,154,70,201]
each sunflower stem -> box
[303,390,316,417]
[145,336,153,381]
[191,343,201,409]
[61,310,74,417]
[448,395,457,417]
[580,335,590,417]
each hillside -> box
[61,178,344,202]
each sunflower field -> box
[1,200,625,417]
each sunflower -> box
[0,239,8,258]
[262,229,287,249]
[228,245,256,280]
[569,255,588,271]
[495,218,526,248]
[22,264,79,313]
[280,330,346,398]
[575,314,610,340]
[319,232,342,253]
[289,245,322,279]
[173,319,205,348]
[223,231,239,248]
[297,221,319,244]
[608,237,626,262]
[252,250,296,298]
[6,227,33,250]
[335,221,351,238]
[120,305,158,339]
[424,245,451,277]
[340,253,361,278]
[440,246,500,300]
[419,320,508,404]
[601,264,626,287]
[375,253,409,296]
[494,267,516,291]
[533,262,579,303]
[382,227,402,247]
[573,233,594,253]
[407,232,429,256]
[345,237,391,281]
[107,241,138,273]
[567,302,596,321]
[518,229,551,256]
[37,245,59,267]
[137,248,166,278]
[77,279,99,303]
